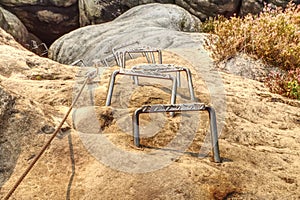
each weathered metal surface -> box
[139,103,206,113]
[105,69,177,106]
[112,42,162,68]
[132,64,196,100]
[132,103,221,163]
[70,59,86,67]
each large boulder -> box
[175,0,241,21]
[121,0,243,20]
[0,6,43,51]
[49,3,202,65]
[239,0,265,16]
[0,0,76,7]
[2,0,300,48]
[0,6,31,47]
[0,26,75,189]
[0,0,79,46]
[78,0,129,27]
[1,8,300,198]
[121,0,300,20]
[0,87,15,130]
[0,0,130,45]
[268,0,300,7]
[122,0,175,8]
[240,0,300,16]
[0,86,18,189]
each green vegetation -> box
[202,3,300,100]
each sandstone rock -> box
[0,27,76,188]
[216,53,271,81]
[0,0,79,46]
[2,0,300,48]
[0,7,9,30]
[0,6,31,47]
[268,0,300,7]
[78,0,129,27]
[0,87,15,124]
[122,0,175,8]
[1,12,300,198]
[49,3,202,65]
[118,0,300,21]
[0,7,47,56]
[0,27,75,80]
[120,0,243,20]
[239,0,264,16]
[240,0,300,16]
[0,26,26,49]
[175,0,241,21]
[0,0,77,7]
[0,87,17,188]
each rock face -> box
[175,0,241,21]
[1,0,300,47]
[0,86,18,189]
[239,0,265,16]
[216,53,272,82]
[240,0,300,16]
[0,0,130,45]
[176,0,300,20]
[0,6,32,47]
[0,27,75,188]
[269,0,300,7]
[50,1,299,66]
[0,6,43,52]
[0,0,79,46]
[121,0,300,20]
[122,0,175,7]
[49,3,202,65]
[1,22,300,199]
[79,0,129,27]
[1,1,300,196]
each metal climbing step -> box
[112,41,162,68]
[132,103,221,163]
[105,69,177,106]
[131,64,196,100]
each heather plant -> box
[203,2,300,100]
[266,69,300,100]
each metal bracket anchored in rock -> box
[131,64,196,100]
[105,69,177,106]
[97,54,116,67]
[132,103,221,163]
[113,43,162,68]
[94,42,162,68]
[29,40,48,56]
[70,59,87,67]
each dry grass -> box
[203,2,300,99]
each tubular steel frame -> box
[26,40,48,56]
[30,40,48,57]
[105,69,177,106]
[131,64,196,100]
[98,54,116,67]
[70,59,87,67]
[113,47,163,68]
[132,103,221,163]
